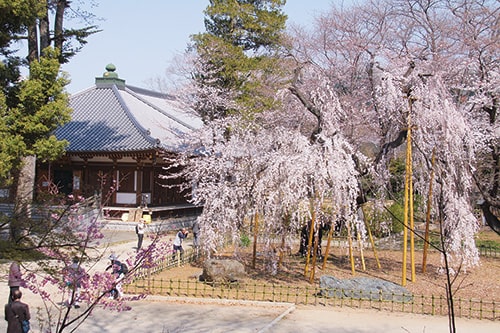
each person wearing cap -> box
[172,228,189,264]
[105,254,123,299]
[105,254,120,272]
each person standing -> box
[105,254,121,299]
[136,218,146,251]
[8,262,23,305]
[64,257,87,309]
[111,261,126,300]
[172,228,189,264]
[192,220,200,249]
[4,289,30,333]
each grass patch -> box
[475,230,500,250]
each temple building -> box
[35,64,203,220]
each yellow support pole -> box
[409,120,416,283]
[360,204,381,269]
[402,97,417,285]
[252,212,259,269]
[309,230,318,283]
[322,221,335,270]
[357,230,366,271]
[304,213,315,277]
[346,220,356,276]
[402,122,411,286]
[422,148,436,273]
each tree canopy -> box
[190,0,288,121]
[0,0,98,188]
[171,0,499,274]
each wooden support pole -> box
[279,232,286,270]
[322,222,335,270]
[422,148,436,273]
[402,124,411,286]
[365,218,381,270]
[403,97,417,285]
[409,128,416,282]
[252,212,259,269]
[346,221,356,276]
[309,230,318,283]
[357,230,366,271]
[361,204,381,269]
[304,214,315,277]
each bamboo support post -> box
[346,221,356,276]
[252,212,259,269]
[279,232,286,269]
[309,231,318,283]
[362,207,381,269]
[409,130,415,282]
[422,148,436,273]
[304,212,315,277]
[402,123,411,286]
[403,97,416,285]
[357,230,366,271]
[322,221,335,270]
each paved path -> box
[1,229,498,332]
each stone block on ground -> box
[199,259,246,283]
[319,276,413,303]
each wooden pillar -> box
[136,162,143,207]
[112,159,118,206]
[72,169,82,197]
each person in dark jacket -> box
[4,289,30,333]
[8,262,23,305]
[192,220,200,248]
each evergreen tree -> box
[0,0,96,236]
[190,0,288,121]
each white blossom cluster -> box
[174,103,362,267]
[166,0,499,274]
[375,70,482,269]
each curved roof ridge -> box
[111,85,160,147]
[126,84,176,100]
[70,85,97,98]
[124,86,197,131]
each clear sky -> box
[60,1,337,94]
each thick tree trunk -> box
[14,155,36,216]
[479,201,500,235]
[10,156,36,241]
[54,0,69,52]
[27,22,38,63]
[39,14,50,52]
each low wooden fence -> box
[478,245,499,258]
[124,278,497,321]
[125,242,498,321]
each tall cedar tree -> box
[191,0,288,121]
[0,0,96,235]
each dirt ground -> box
[157,230,500,303]
[1,229,498,333]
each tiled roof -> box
[56,83,202,154]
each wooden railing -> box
[126,246,498,321]
[125,277,497,321]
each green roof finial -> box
[96,63,125,88]
[103,63,118,78]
